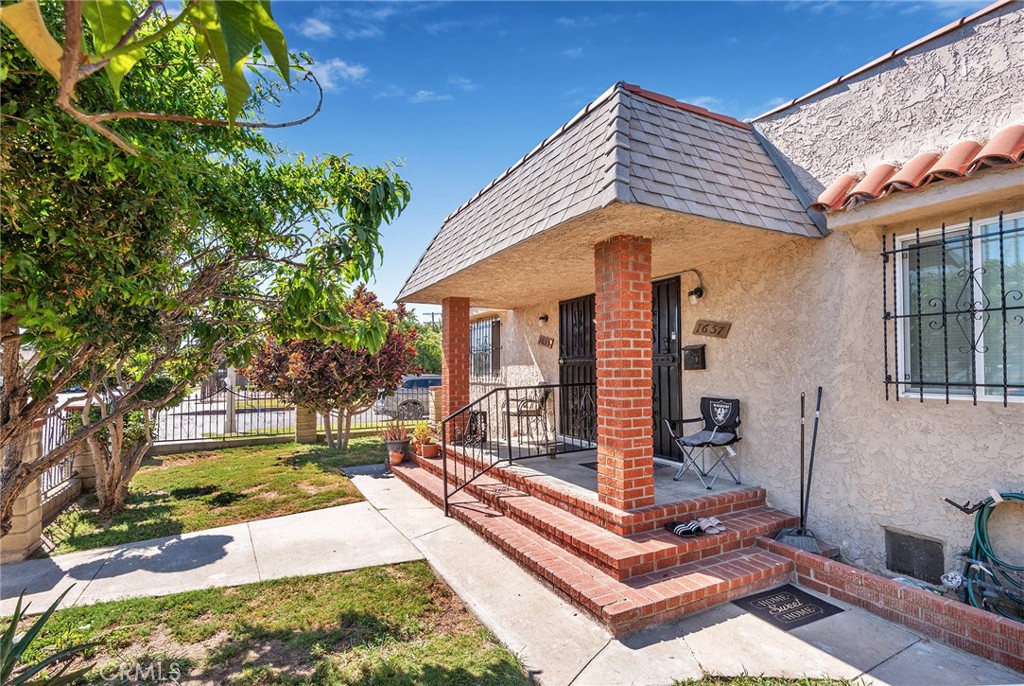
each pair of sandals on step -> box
[664,517,726,537]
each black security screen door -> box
[652,277,682,458]
[558,295,597,442]
[557,279,682,456]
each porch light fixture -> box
[674,268,705,306]
[538,314,549,325]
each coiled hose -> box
[962,492,1024,620]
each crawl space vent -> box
[885,529,944,583]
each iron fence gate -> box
[154,387,296,443]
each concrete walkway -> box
[0,501,422,615]
[347,464,1024,686]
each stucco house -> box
[394,0,1023,667]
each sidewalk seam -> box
[69,557,109,609]
[566,637,612,686]
[853,635,923,680]
[246,523,262,581]
[410,521,457,540]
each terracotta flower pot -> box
[389,450,405,465]
[419,443,441,459]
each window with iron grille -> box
[470,317,501,379]
[882,211,1024,405]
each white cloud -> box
[425,20,461,35]
[310,59,368,92]
[408,90,453,104]
[686,96,723,110]
[561,47,584,59]
[297,17,333,40]
[345,25,383,39]
[556,14,624,28]
[374,84,406,99]
[448,76,478,91]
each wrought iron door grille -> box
[882,211,1024,406]
[470,317,501,380]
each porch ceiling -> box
[399,201,816,309]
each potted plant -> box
[413,422,441,458]
[388,449,405,466]
[382,422,411,460]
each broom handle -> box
[799,392,806,531]
[803,386,823,525]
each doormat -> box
[579,461,669,471]
[733,584,843,631]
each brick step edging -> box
[469,473,797,580]
[417,447,769,535]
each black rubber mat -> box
[733,584,843,631]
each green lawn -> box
[15,562,529,686]
[45,438,385,555]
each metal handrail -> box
[440,382,596,515]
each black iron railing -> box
[154,387,296,443]
[39,409,77,500]
[440,382,596,515]
[882,212,1023,406]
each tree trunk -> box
[323,412,336,449]
[339,410,353,451]
[92,410,155,520]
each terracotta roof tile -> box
[809,123,1024,213]
[882,152,940,192]
[972,124,1024,168]
[810,173,859,212]
[928,140,983,180]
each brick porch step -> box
[416,448,770,536]
[416,455,796,580]
[392,460,793,635]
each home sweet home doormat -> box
[733,584,843,631]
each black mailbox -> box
[682,344,706,370]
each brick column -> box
[594,235,654,511]
[441,297,470,420]
[295,406,318,444]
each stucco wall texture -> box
[755,3,1024,197]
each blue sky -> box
[262,0,990,318]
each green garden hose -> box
[962,492,1024,620]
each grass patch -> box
[676,675,861,686]
[12,562,529,686]
[45,438,386,555]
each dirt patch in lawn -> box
[296,482,333,495]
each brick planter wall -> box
[594,234,654,511]
[757,536,1024,672]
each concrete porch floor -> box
[456,443,750,507]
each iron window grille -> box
[882,211,1024,406]
[470,317,501,380]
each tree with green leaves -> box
[244,289,421,450]
[0,2,411,531]
[409,318,442,375]
[0,0,304,154]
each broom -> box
[776,387,823,553]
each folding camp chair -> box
[663,397,742,489]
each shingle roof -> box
[398,82,821,302]
[810,124,1024,213]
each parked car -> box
[374,375,441,419]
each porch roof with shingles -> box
[398,82,821,303]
